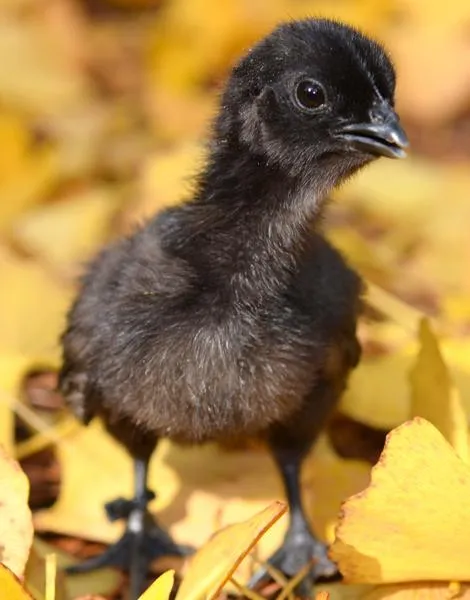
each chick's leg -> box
[67,452,192,599]
[250,381,341,596]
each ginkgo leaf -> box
[312,581,470,600]
[12,185,121,270]
[0,112,59,231]
[330,418,470,583]
[120,143,205,231]
[175,502,286,600]
[340,351,412,430]
[139,570,175,600]
[382,0,470,124]
[0,13,89,116]
[0,245,73,361]
[409,318,468,461]
[0,445,33,577]
[0,564,33,600]
[365,582,470,600]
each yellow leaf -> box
[409,318,468,461]
[12,186,121,270]
[0,112,59,231]
[334,158,445,230]
[34,419,137,544]
[341,323,470,432]
[175,502,287,600]
[0,13,89,116]
[330,418,470,583]
[24,537,118,600]
[381,0,470,124]
[340,351,413,430]
[366,283,424,333]
[120,143,205,231]
[0,246,73,361]
[0,445,33,577]
[0,111,29,180]
[0,564,33,600]
[0,400,13,452]
[365,582,470,600]
[139,570,175,600]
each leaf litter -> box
[0,0,470,599]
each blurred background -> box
[1,0,470,598]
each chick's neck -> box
[179,139,337,288]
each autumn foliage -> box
[1,0,470,599]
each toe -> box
[312,545,340,580]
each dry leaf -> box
[382,0,470,124]
[330,418,470,583]
[0,11,89,115]
[120,143,205,231]
[0,445,33,577]
[175,502,286,600]
[0,564,33,600]
[24,537,120,600]
[341,330,470,432]
[340,351,412,430]
[139,570,175,600]
[12,186,121,271]
[0,245,73,361]
[409,318,468,461]
[305,582,470,600]
[365,582,470,600]
[0,112,59,231]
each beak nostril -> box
[369,101,395,125]
[369,110,385,124]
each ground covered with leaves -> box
[1,0,470,599]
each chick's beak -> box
[337,105,409,159]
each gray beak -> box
[337,104,409,159]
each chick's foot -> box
[66,495,192,598]
[249,528,339,598]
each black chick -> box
[60,18,408,599]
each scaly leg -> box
[250,383,342,597]
[67,458,192,599]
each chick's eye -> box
[295,79,326,111]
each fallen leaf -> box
[318,582,470,600]
[0,564,33,600]
[409,318,468,461]
[120,143,205,231]
[139,570,175,600]
[0,11,89,115]
[381,0,470,124]
[0,112,59,231]
[340,351,413,430]
[12,185,122,271]
[0,445,33,577]
[24,537,121,600]
[330,418,470,583]
[175,502,287,600]
[23,542,67,600]
[0,245,73,361]
[341,331,470,432]
[365,582,470,600]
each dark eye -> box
[295,79,326,111]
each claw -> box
[67,498,194,600]
[248,535,339,598]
